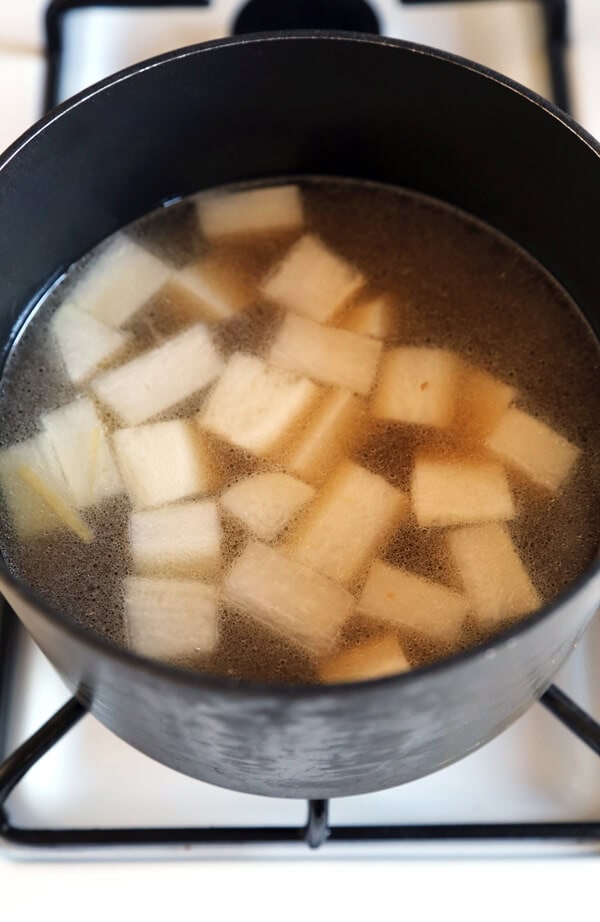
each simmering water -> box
[0,177,598,684]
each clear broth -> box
[1,177,599,683]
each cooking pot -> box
[0,32,598,798]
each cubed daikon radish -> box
[224,540,353,656]
[456,365,515,439]
[269,314,382,395]
[286,460,409,585]
[286,388,367,484]
[130,500,221,577]
[447,523,541,628]
[164,254,250,324]
[52,303,130,384]
[124,576,218,660]
[114,419,218,509]
[411,458,515,527]
[485,407,580,491]
[199,353,319,457]
[42,397,122,508]
[198,184,303,239]
[91,323,222,426]
[373,347,459,428]
[14,464,93,543]
[318,636,410,683]
[72,235,170,328]
[336,296,394,339]
[261,234,364,322]
[358,560,470,643]
[0,433,79,538]
[221,472,315,541]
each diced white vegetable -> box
[318,636,410,683]
[221,472,315,541]
[287,387,367,484]
[130,500,221,577]
[71,234,170,328]
[456,365,515,439]
[224,540,353,656]
[411,458,515,527]
[52,303,130,384]
[335,296,394,339]
[42,397,122,508]
[164,255,250,324]
[91,323,222,426]
[114,419,218,509]
[198,184,303,239]
[373,347,459,428]
[261,234,364,322]
[485,407,580,491]
[124,576,218,660]
[447,523,541,628]
[198,353,320,457]
[286,460,409,585]
[15,465,93,543]
[358,560,470,644]
[269,314,382,395]
[0,433,75,537]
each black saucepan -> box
[0,33,598,798]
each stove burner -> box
[233,0,380,35]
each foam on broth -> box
[0,177,599,684]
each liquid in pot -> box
[0,177,598,684]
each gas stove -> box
[2,0,600,868]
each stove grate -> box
[43,0,571,111]
[2,601,600,854]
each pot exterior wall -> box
[3,573,599,797]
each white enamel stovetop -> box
[1,2,599,917]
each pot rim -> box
[1,30,599,699]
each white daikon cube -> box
[221,472,315,541]
[0,433,76,537]
[130,500,221,577]
[411,458,515,527]
[71,235,170,328]
[287,388,367,484]
[198,184,303,239]
[456,364,515,439]
[358,560,470,643]
[42,397,122,508]
[224,540,353,656]
[373,347,459,428]
[447,523,541,628]
[261,234,364,322]
[269,314,382,395]
[286,460,409,585]
[336,296,394,339]
[164,255,250,324]
[124,576,218,660]
[486,407,580,491]
[114,419,218,509]
[199,353,319,457]
[318,636,410,683]
[52,303,130,384]
[91,323,222,426]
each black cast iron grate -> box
[43,0,572,113]
[3,0,599,856]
